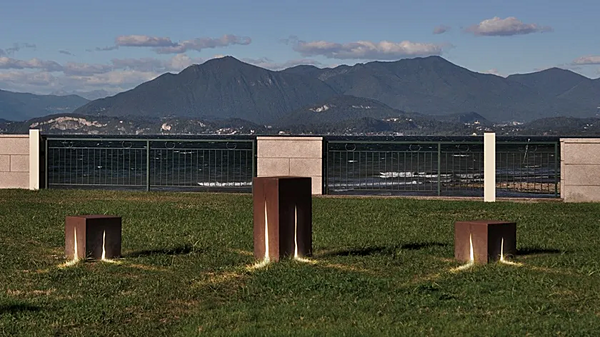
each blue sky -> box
[1,0,599,95]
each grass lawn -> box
[1,189,600,336]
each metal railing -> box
[324,137,560,198]
[44,136,256,192]
[42,135,560,198]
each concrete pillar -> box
[484,132,496,202]
[256,137,323,194]
[29,129,40,190]
[560,138,600,202]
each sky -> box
[1,0,599,96]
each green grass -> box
[1,190,600,336]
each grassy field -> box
[1,189,600,336]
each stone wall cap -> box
[257,136,322,141]
[0,135,28,138]
[560,138,600,144]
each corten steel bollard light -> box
[65,215,122,260]
[253,176,312,262]
[454,220,516,264]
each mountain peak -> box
[204,55,248,67]
[179,56,262,77]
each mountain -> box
[74,56,338,124]
[69,56,599,124]
[430,111,491,125]
[0,89,89,121]
[557,79,600,111]
[516,117,600,136]
[5,113,269,135]
[506,68,589,97]
[51,89,112,100]
[508,68,600,112]
[282,56,597,122]
[275,95,411,126]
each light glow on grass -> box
[100,230,120,264]
[294,206,298,259]
[499,237,523,266]
[451,233,475,272]
[249,201,271,270]
[59,227,80,268]
[293,205,314,263]
[101,230,106,260]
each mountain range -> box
[283,57,599,122]
[2,56,599,128]
[76,57,337,124]
[0,89,89,121]
[72,56,599,124]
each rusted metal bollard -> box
[253,176,312,262]
[454,220,516,264]
[65,215,122,260]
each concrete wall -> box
[561,138,600,202]
[257,137,323,194]
[0,135,29,189]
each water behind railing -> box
[44,135,560,198]
[45,136,255,192]
[324,136,560,198]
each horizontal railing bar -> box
[45,137,254,143]
[327,141,484,145]
[327,141,558,146]
[49,183,145,187]
[48,147,252,151]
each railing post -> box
[484,132,496,202]
[252,138,256,178]
[44,136,48,189]
[146,140,150,192]
[437,142,441,196]
[322,138,328,195]
[29,129,40,190]
[554,141,559,198]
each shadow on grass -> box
[124,244,200,258]
[0,303,41,314]
[517,247,566,256]
[318,242,448,257]
[401,242,448,250]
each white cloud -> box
[115,35,176,47]
[0,68,161,93]
[433,25,451,35]
[111,54,204,73]
[0,57,62,72]
[572,55,600,65]
[93,34,251,54]
[0,54,207,94]
[63,62,113,76]
[293,39,447,60]
[69,70,159,86]
[465,17,552,36]
[154,34,251,54]
[168,54,203,70]
[0,71,58,89]
[92,45,119,52]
